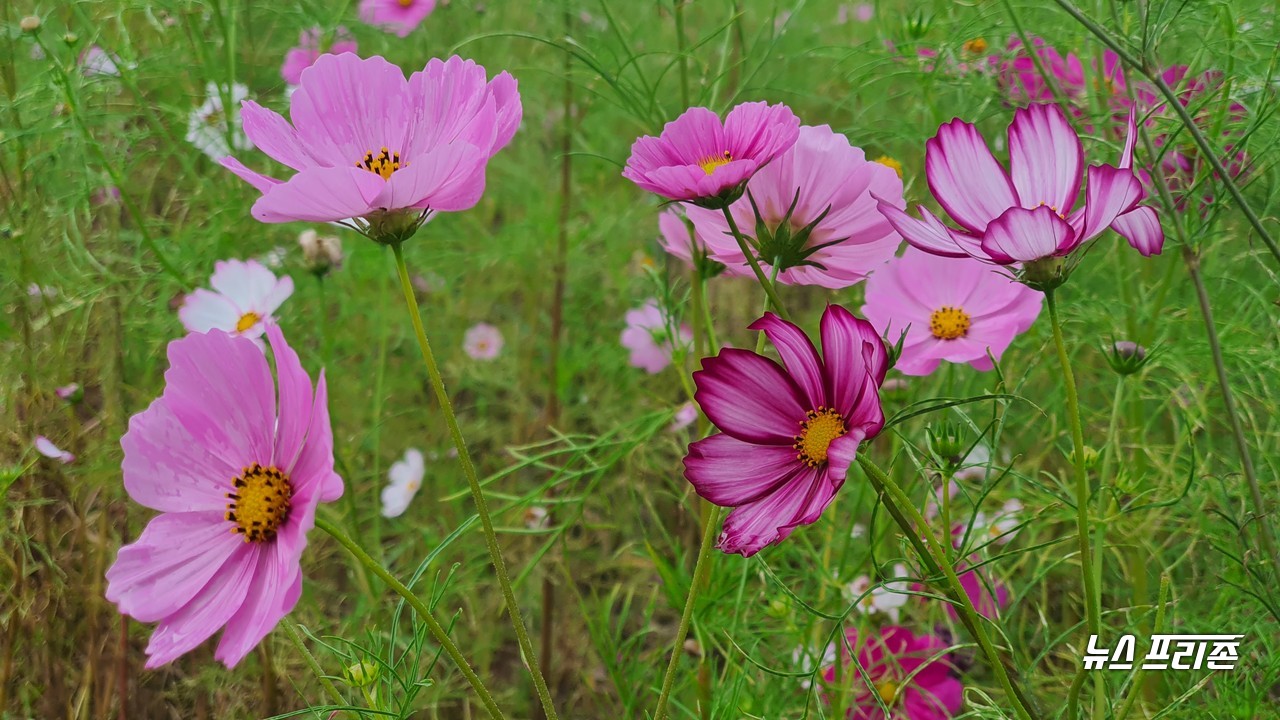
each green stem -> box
[653,505,722,720]
[281,619,347,712]
[1045,291,1104,718]
[1116,574,1171,720]
[388,243,559,720]
[315,517,506,719]
[718,206,789,321]
[857,455,1038,720]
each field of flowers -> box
[4,0,1280,718]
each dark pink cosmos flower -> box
[821,625,963,720]
[684,305,885,557]
[221,53,520,235]
[281,27,357,85]
[991,36,1084,105]
[875,103,1163,269]
[623,102,800,208]
[360,0,437,37]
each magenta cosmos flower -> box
[105,326,342,668]
[179,259,294,344]
[686,124,905,289]
[876,103,1163,277]
[621,300,692,374]
[685,305,885,556]
[222,53,520,240]
[821,625,963,720]
[623,102,800,208]
[862,247,1041,375]
[360,0,436,37]
[281,27,357,85]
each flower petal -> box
[716,465,826,557]
[820,305,885,416]
[694,349,808,445]
[122,398,242,512]
[214,539,302,668]
[1007,103,1083,213]
[143,543,258,668]
[1078,164,1144,243]
[875,198,988,260]
[684,433,801,506]
[1111,206,1164,256]
[239,100,321,171]
[290,369,343,502]
[748,312,826,409]
[251,166,384,223]
[925,118,1018,233]
[220,156,283,195]
[979,205,1076,263]
[289,53,410,166]
[178,289,241,335]
[266,324,313,472]
[376,141,487,212]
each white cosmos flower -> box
[953,442,993,482]
[178,259,294,344]
[791,642,837,689]
[186,82,252,161]
[381,448,425,518]
[971,498,1024,545]
[845,563,911,623]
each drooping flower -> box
[657,208,707,268]
[821,626,963,720]
[178,259,294,344]
[686,125,905,289]
[105,326,343,668]
[861,247,1042,375]
[684,305,886,556]
[620,300,692,374]
[463,323,504,360]
[359,0,437,37]
[622,102,800,208]
[669,402,699,432]
[281,27,357,85]
[35,436,75,464]
[381,448,424,518]
[221,53,520,241]
[187,82,253,161]
[846,563,912,623]
[875,103,1163,281]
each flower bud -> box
[63,32,78,45]
[298,229,343,276]
[1068,445,1099,471]
[345,660,378,688]
[19,15,41,33]
[928,423,967,463]
[1104,340,1150,376]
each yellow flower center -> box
[225,463,293,543]
[398,0,415,6]
[875,680,899,704]
[929,305,971,340]
[792,407,847,467]
[356,147,404,180]
[874,155,903,179]
[1035,201,1066,219]
[963,37,988,54]
[235,311,261,333]
[698,150,733,175]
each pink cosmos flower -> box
[56,383,82,401]
[622,102,800,207]
[684,305,886,556]
[35,436,75,464]
[876,103,1162,270]
[221,53,520,235]
[687,124,905,289]
[991,36,1085,105]
[669,402,698,432]
[463,323,504,360]
[821,625,962,720]
[281,27,357,85]
[81,45,129,77]
[105,326,343,668]
[178,259,294,343]
[940,559,1009,621]
[621,300,692,374]
[657,208,705,267]
[359,0,437,37]
[862,247,1042,375]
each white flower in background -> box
[27,284,57,299]
[845,563,911,623]
[259,246,288,269]
[953,442,993,482]
[80,45,133,77]
[186,82,252,161]
[970,499,1024,545]
[381,448,425,518]
[850,522,867,539]
[178,259,294,344]
[791,642,837,689]
[524,506,550,530]
[34,436,75,464]
[669,402,698,432]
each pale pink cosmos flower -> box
[862,247,1042,375]
[620,300,692,374]
[281,27,357,85]
[360,0,437,37]
[685,305,886,556]
[822,626,962,719]
[381,448,424,518]
[105,326,343,668]
[656,208,705,267]
[875,103,1163,269]
[221,53,520,238]
[35,436,75,464]
[56,383,82,401]
[687,124,904,289]
[463,323,504,360]
[80,45,130,77]
[179,259,294,343]
[669,402,698,432]
[623,102,800,207]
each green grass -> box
[3,0,1280,718]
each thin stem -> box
[1117,574,1171,720]
[281,619,347,712]
[388,243,559,720]
[316,517,506,719]
[653,505,722,720]
[1048,0,1280,266]
[717,206,790,321]
[857,455,1039,720]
